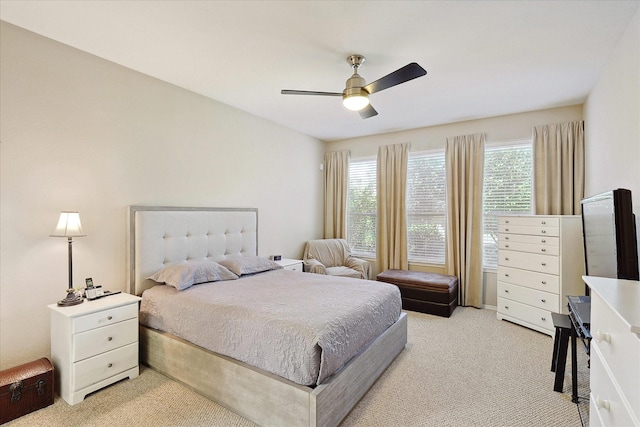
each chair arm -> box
[345,257,372,280]
[304,258,327,275]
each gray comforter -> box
[139,269,401,386]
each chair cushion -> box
[376,270,457,292]
[326,266,362,279]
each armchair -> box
[302,239,371,280]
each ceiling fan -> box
[281,55,427,119]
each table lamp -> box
[51,211,86,306]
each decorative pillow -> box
[218,255,282,276]
[148,260,238,290]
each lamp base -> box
[57,289,84,307]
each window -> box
[347,158,377,256]
[482,140,533,268]
[406,151,447,264]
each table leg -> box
[570,323,579,403]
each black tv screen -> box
[581,188,639,280]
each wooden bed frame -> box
[127,206,407,427]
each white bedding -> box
[139,269,401,386]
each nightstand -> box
[48,292,141,405]
[275,258,304,272]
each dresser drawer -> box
[498,282,559,312]
[73,319,138,362]
[590,347,638,427]
[497,266,559,294]
[498,250,559,275]
[499,233,559,246]
[498,224,560,237]
[591,293,640,415]
[498,240,559,256]
[73,343,138,391]
[72,303,138,334]
[497,297,554,331]
[500,216,560,228]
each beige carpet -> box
[6,308,588,426]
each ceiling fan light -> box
[342,93,370,111]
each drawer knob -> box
[505,244,510,248]
[595,329,611,343]
[541,317,546,321]
[595,395,610,411]
[541,299,546,303]
[504,305,509,309]
[541,239,546,243]
[108,363,113,368]
[504,274,510,277]
[541,263,547,266]
[541,248,546,252]
[541,221,546,225]
[505,236,509,240]
[541,281,547,285]
[107,316,113,321]
[505,220,510,224]
[107,336,113,341]
[505,228,509,232]
[505,257,510,261]
[504,289,509,293]
[541,230,546,234]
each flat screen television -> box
[581,188,639,281]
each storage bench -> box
[376,270,458,317]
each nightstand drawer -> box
[73,303,138,334]
[73,319,138,362]
[73,343,138,391]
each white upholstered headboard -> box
[127,206,258,295]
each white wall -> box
[325,105,583,307]
[0,22,325,369]
[584,8,640,257]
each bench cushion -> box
[376,270,458,317]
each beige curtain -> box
[323,150,350,239]
[377,143,410,271]
[533,121,585,215]
[445,134,485,308]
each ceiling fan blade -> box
[363,63,427,94]
[359,104,378,119]
[281,90,342,96]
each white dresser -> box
[497,215,585,335]
[48,293,141,405]
[585,276,640,427]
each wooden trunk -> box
[0,357,54,424]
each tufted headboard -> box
[127,206,258,295]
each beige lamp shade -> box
[51,211,86,237]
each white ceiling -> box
[1,1,638,141]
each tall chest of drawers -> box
[497,215,584,336]
[585,276,640,427]
[48,293,141,405]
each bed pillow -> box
[218,255,282,276]
[148,260,239,290]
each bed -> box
[127,206,407,427]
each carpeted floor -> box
[6,308,588,426]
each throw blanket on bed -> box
[139,269,401,386]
